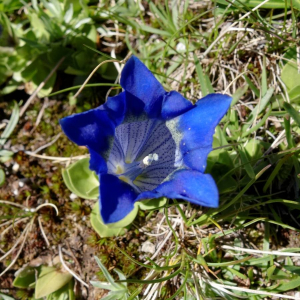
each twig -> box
[30,97,49,134]
[74,59,122,98]
[58,245,89,287]
[24,151,89,162]
[34,203,59,216]
[0,218,29,237]
[0,219,34,277]
[222,245,300,257]
[33,133,62,154]
[209,281,300,299]
[38,216,50,247]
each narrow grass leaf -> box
[0,169,5,187]
[165,270,189,300]
[49,83,121,96]
[83,44,116,60]
[205,75,214,93]
[0,102,19,146]
[90,281,121,292]
[283,102,300,127]
[212,165,271,218]
[284,266,300,276]
[139,24,172,36]
[231,84,249,106]
[265,276,300,292]
[263,154,293,192]
[238,146,255,179]
[226,267,248,280]
[94,256,121,290]
[194,54,209,96]
[0,293,16,300]
[118,267,182,284]
[283,115,295,148]
[268,220,300,232]
[205,255,253,267]
[244,75,260,98]
[261,56,267,97]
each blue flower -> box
[60,56,232,224]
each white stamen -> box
[142,153,159,166]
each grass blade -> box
[0,102,19,146]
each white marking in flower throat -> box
[142,153,159,167]
[166,119,183,167]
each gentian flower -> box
[60,56,232,224]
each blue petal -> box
[138,170,218,207]
[178,93,232,172]
[161,91,193,120]
[102,92,126,126]
[136,191,160,201]
[124,91,145,117]
[120,56,165,117]
[89,148,108,174]
[99,174,138,224]
[60,108,115,156]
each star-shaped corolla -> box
[60,56,232,224]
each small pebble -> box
[12,163,19,172]
[141,241,155,254]
[70,193,78,200]
[19,181,24,188]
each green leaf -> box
[267,265,276,280]
[35,266,72,299]
[238,146,255,179]
[231,84,248,106]
[244,139,264,161]
[0,101,19,146]
[13,266,36,288]
[83,44,115,60]
[90,281,121,291]
[137,197,167,210]
[64,3,73,24]
[0,169,5,187]
[62,158,99,200]
[0,293,16,300]
[284,265,300,276]
[215,0,296,11]
[93,256,126,291]
[194,54,209,96]
[90,204,122,237]
[90,202,138,236]
[265,275,300,293]
[281,59,300,91]
[283,102,300,128]
[139,24,172,36]
[46,279,74,300]
[288,85,300,102]
[263,154,293,192]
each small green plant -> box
[0,0,114,97]
[13,264,74,300]
[91,256,139,300]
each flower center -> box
[107,118,178,192]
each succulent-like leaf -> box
[62,158,99,200]
[35,266,73,299]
